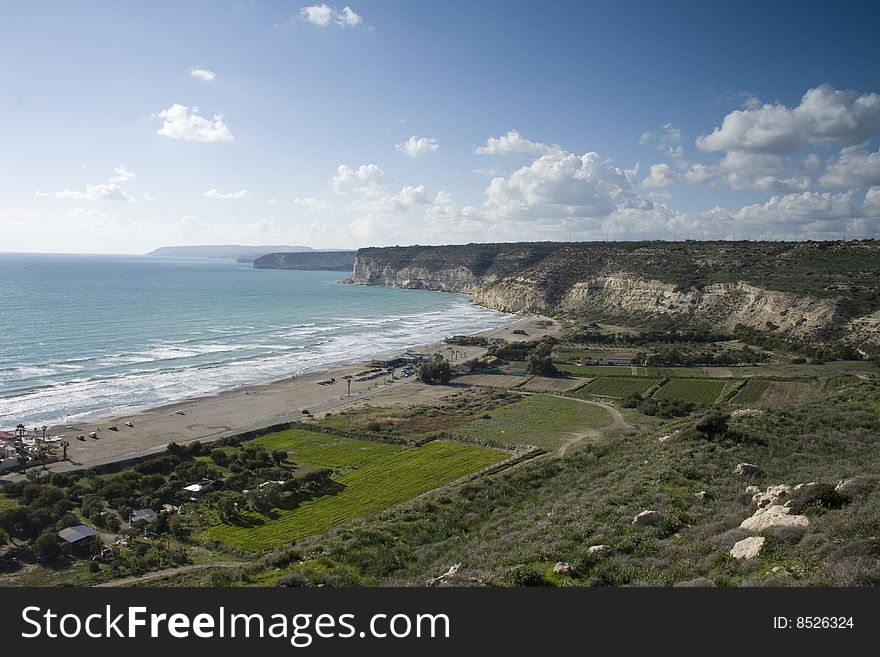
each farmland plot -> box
[652,379,726,404]
[577,377,660,399]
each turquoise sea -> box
[0,254,513,427]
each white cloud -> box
[331,163,385,193]
[733,191,857,226]
[641,123,685,161]
[863,187,880,217]
[299,4,363,28]
[482,149,638,220]
[156,104,234,142]
[820,146,880,187]
[190,68,216,81]
[294,196,333,211]
[203,189,253,199]
[475,129,554,155]
[110,165,135,183]
[697,84,880,154]
[642,163,679,189]
[39,182,132,202]
[395,135,439,158]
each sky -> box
[2,0,880,253]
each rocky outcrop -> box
[740,505,810,535]
[731,536,766,560]
[633,510,661,526]
[345,241,880,351]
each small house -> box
[130,508,158,525]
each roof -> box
[183,483,204,493]
[0,431,16,442]
[131,508,158,522]
[58,525,100,543]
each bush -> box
[695,411,730,437]
[278,572,309,587]
[507,564,549,587]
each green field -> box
[555,363,638,377]
[577,377,661,398]
[204,441,506,551]
[248,429,401,471]
[731,379,770,404]
[653,378,727,404]
[454,393,611,450]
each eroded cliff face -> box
[347,242,880,350]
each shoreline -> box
[5,314,560,476]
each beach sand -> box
[32,314,560,473]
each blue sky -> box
[2,0,880,252]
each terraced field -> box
[653,378,727,404]
[555,364,638,377]
[205,440,506,551]
[577,377,660,399]
[759,381,813,405]
[454,393,611,450]
[247,428,401,471]
[730,379,770,404]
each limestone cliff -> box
[254,251,357,271]
[346,241,880,351]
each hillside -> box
[346,241,880,354]
[253,251,357,271]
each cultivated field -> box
[518,376,587,393]
[652,378,727,404]
[555,364,637,377]
[456,374,528,389]
[204,440,506,551]
[248,428,401,471]
[454,393,611,451]
[577,377,660,399]
[730,379,770,404]
[758,381,813,405]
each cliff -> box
[347,241,880,352]
[254,251,357,271]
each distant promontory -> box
[147,245,316,262]
[253,251,357,271]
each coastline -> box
[17,314,560,475]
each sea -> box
[0,253,514,427]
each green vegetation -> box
[247,429,401,471]
[204,441,505,551]
[577,377,661,398]
[556,364,638,377]
[731,380,770,404]
[454,393,611,450]
[653,379,727,404]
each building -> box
[130,508,158,525]
[58,525,100,544]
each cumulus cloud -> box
[331,163,385,193]
[109,165,135,183]
[820,146,880,187]
[293,196,333,211]
[203,189,253,199]
[640,123,685,162]
[38,167,136,202]
[642,163,679,189]
[697,84,880,154]
[299,4,363,28]
[733,191,857,226]
[482,149,638,220]
[156,104,234,142]
[475,129,554,155]
[395,136,439,158]
[189,68,216,81]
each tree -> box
[418,360,452,384]
[33,531,60,562]
[526,354,558,376]
[271,450,287,467]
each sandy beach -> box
[21,314,560,474]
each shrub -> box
[278,572,309,587]
[33,531,60,562]
[507,564,549,586]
